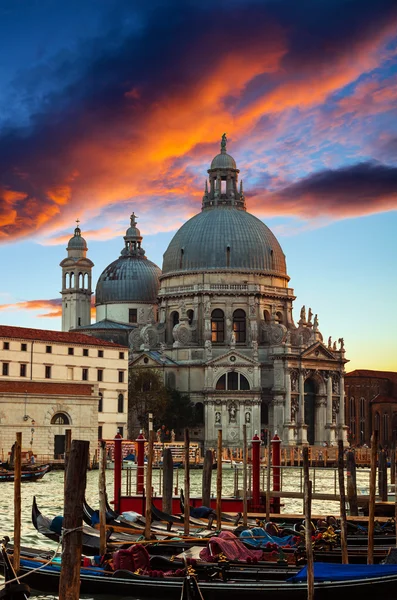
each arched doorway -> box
[304,379,316,445]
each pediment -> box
[207,349,257,367]
[130,351,178,368]
[301,342,336,361]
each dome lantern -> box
[204,134,245,211]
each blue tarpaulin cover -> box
[240,527,295,548]
[21,559,106,576]
[288,562,397,582]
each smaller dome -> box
[210,152,237,170]
[125,225,141,238]
[67,226,87,250]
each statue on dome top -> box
[313,314,319,330]
[221,133,227,151]
[300,305,306,322]
[308,308,313,324]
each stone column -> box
[326,375,336,446]
[339,372,349,444]
[283,371,296,445]
[298,371,308,444]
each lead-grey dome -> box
[162,207,287,277]
[67,226,87,250]
[96,256,161,304]
[96,211,161,304]
[210,152,237,170]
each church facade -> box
[64,137,349,448]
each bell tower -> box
[60,221,94,331]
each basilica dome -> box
[96,213,161,305]
[162,137,287,279]
[162,207,287,276]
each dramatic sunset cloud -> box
[0,297,96,319]
[1,0,397,244]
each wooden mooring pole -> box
[162,448,173,515]
[99,440,107,556]
[12,432,22,573]
[265,433,271,521]
[242,424,248,527]
[303,447,314,600]
[337,440,348,564]
[59,439,89,600]
[64,428,72,490]
[216,430,222,529]
[144,430,154,540]
[367,430,378,565]
[184,428,190,536]
[346,449,358,516]
[202,449,212,508]
[378,449,388,502]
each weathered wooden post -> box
[64,429,72,490]
[266,433,271,521]
[242,425,248,527]
[12,432,22,573]
[113,431,123,514]
[368,430,378,565]
[252,430,261,509]
[144,429,154,540]
[346,449,358,516]
[303,447,314,600]
[162,448,173,514]
[184,428,190,536]
[59,439,89,600]
[271,433,281,514]
[202,449,212,507]
[136,430,145,495]
[378,449,388,502]
[99,439,107,556]
[216,429,222,529]
[338,440,349,564]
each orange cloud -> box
[0,297,96,319]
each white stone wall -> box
[96,302,156,326]
[0,391,98,460]
[0,336,128,442]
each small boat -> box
[0,464,50,483]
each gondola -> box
[31,497,143,556]
[0,464,50,483]
[1,541,397,599]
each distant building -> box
[0,325,128,454]
[345,369,397,447]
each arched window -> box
[276,311,284,324]
[215,372,250,391]
[374,411,380,433]
[233,309,246,343]
[211,309,224,343]
[187,310,194,326]
[349,397,356,440]
[360,397,366,444]
[118,393,124,413]
[69,272,74,288]
[383,413,389,445]
[195,402,204,424]
[51,413,70,425]
[171,311,179,327]
[98,392,103,413]
[263,310,271,322]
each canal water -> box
[0,466,374,598]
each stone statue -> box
[313,314,319,330]
[159,342,166,354]
[252,340,258,358]
[204,339,212,360]
[338,337,345,351]
[308,308,313,324]
[333,341,337,350]
[245,412,251,424]
[300,305,306,322]
[204,299,211,317]
[221,133,227,151]
[215,412,221,425]
[230,329,236,348]
[328,336,332,348]
[171,429,175,442]
[229,404,237,423]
